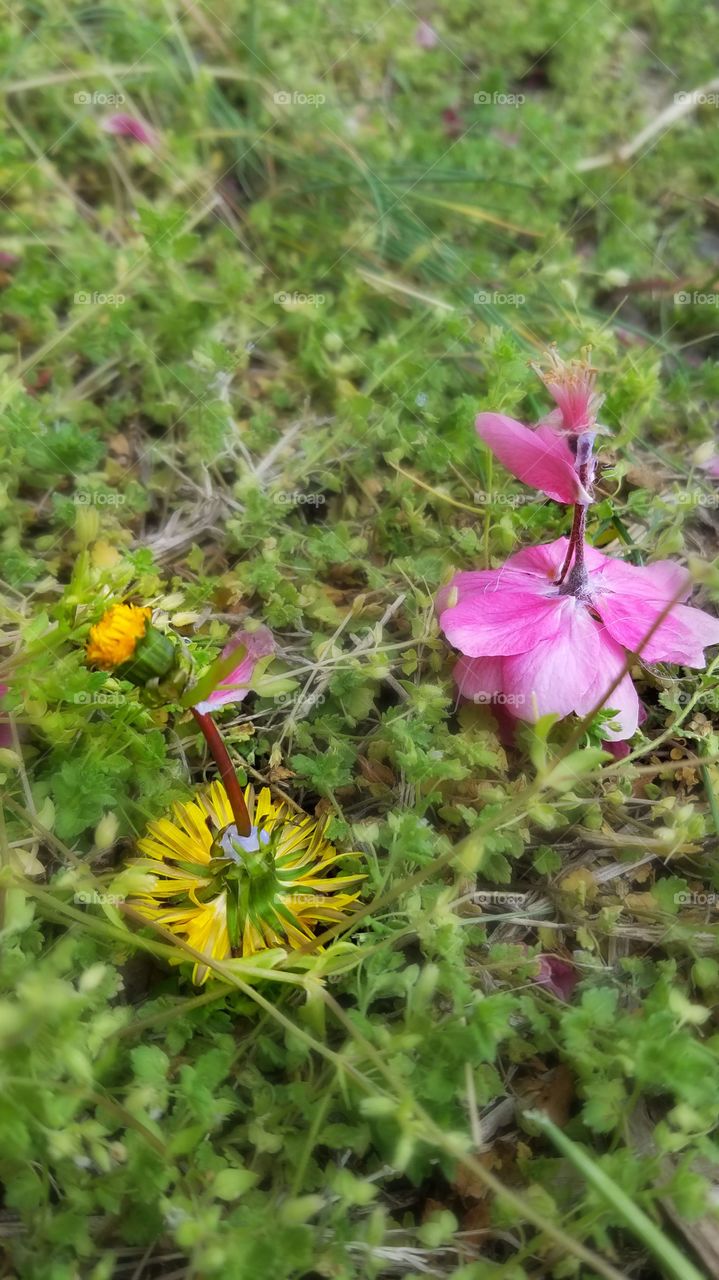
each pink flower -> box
[439,537,719,740]
[701,456,719,479]
[101,114,157,147]
[193,627,276,715]
[475,350,603,504]
[416,20,439,48]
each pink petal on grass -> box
[535,954,579,1002]
[475,413,590,505]
[440,591,566,658]
[416,19,439,48]
[101,114,157,146]
[502,600,603,721]
[194,626,276,714]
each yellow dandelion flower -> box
[87,604,151,670]
[130,781,364,984]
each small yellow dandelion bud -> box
[86,604,152,670]
[86,603,178,687]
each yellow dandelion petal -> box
[252,787,276,829]
[201,780,238,829]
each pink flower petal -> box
[504,538,567,579]
[436,564,536,613]
[585,632,640,739]
[193,626,276,714]
[475,413,590,505]
[535,954,579,1001]
[101,114,157,146]
[594,595,719,667]
[453,655,505,702]
[590,552,716,668]
[440,591,566,658]
[502,599,603,719]
[590,556,692,605]
[416,19,439,48]
[506,536,610,581]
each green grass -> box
[2,1,719,1277]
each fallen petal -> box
[101,114,157,146]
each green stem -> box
[701,764,719,840]
[528,1111,704,1280]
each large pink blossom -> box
[475,350,602,504]
[438,538,719,740]
[193,627,275,715]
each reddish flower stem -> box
[555,504,582,585]
[191,707,251,836]
[556,435,593,592]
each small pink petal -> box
[505,536,610,580]
[101,114,157,146]
[442,107,463,137]
[700,456,719,479]
[535,954,579,1001]
[194,626,276,714]
[416,19,439,48]
[603,738,630,760]
[475,413,590,505]
[505,538,568,579]
[440,591,566,658]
